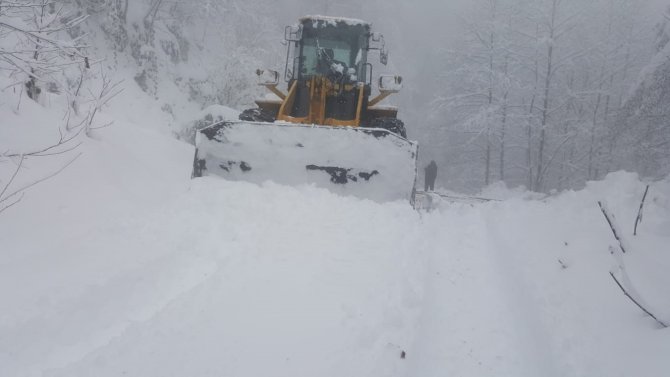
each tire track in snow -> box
[406,204,555,377]
[482,206,562,377]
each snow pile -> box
[300,15,370,27]
[177,104,241,144]
[477,180,547,201]
[1,88,669,376]
[192,104,241,124]
[411,172,670,376]
[1,178,426,377]
[196,122,418,202]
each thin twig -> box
[0,152,82,206]
[633,185,650,236]
[418,191,501,203]
[0,192,24,214]
[88,121,113,130]
[610,272,667,328]
[598,201,628,254]
[0,154,24,200]
[0,20,88,58]
[5,124,85,157]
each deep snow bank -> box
[1,94,426,376]
[414,172,670,376]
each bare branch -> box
[598,201,628,254]
[0,191,25,215]
[633,185,650,236]
[0,152,82,209]
[0,20,88,58]
[4,124,85,158]
[0,154,24,201]
[610,272,667,328]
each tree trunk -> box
[499,51,510,182]
[589,62,606,180]
[534,0,558,192]
[121,0,129,22]
[484,0,497,187]
[485,132,491,186]
[499,95,507,182]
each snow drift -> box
[1,87,669,377]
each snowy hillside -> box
[1,85,669,377]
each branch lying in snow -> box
[601,202,668,329]
[633,185,650,236]
[419,191,501,203]
[610,271,668,328]
[598,201,629,254]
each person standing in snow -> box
[424,160,437,192]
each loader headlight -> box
[379,75,403,92]
[256,69,280,86]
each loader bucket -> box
[192,121,418,203]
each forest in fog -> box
[1,0,668,192]
[421,0,670,192]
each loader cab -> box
[289,16,371,84]
[252,15,401,130]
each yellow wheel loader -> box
[192,16,418,203]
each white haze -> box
[0,0,668,194]
[275,0,668,192]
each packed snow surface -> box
[1,93,670,377]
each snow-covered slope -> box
[1,90,669,377]
[413,174,670,377]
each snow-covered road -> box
[2,114,669,377]
[409,208,556,377]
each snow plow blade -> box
[192,121,418,203]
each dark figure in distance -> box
[425,160,437,191]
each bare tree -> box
[433,0,523,187]
[0,0,89,102]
